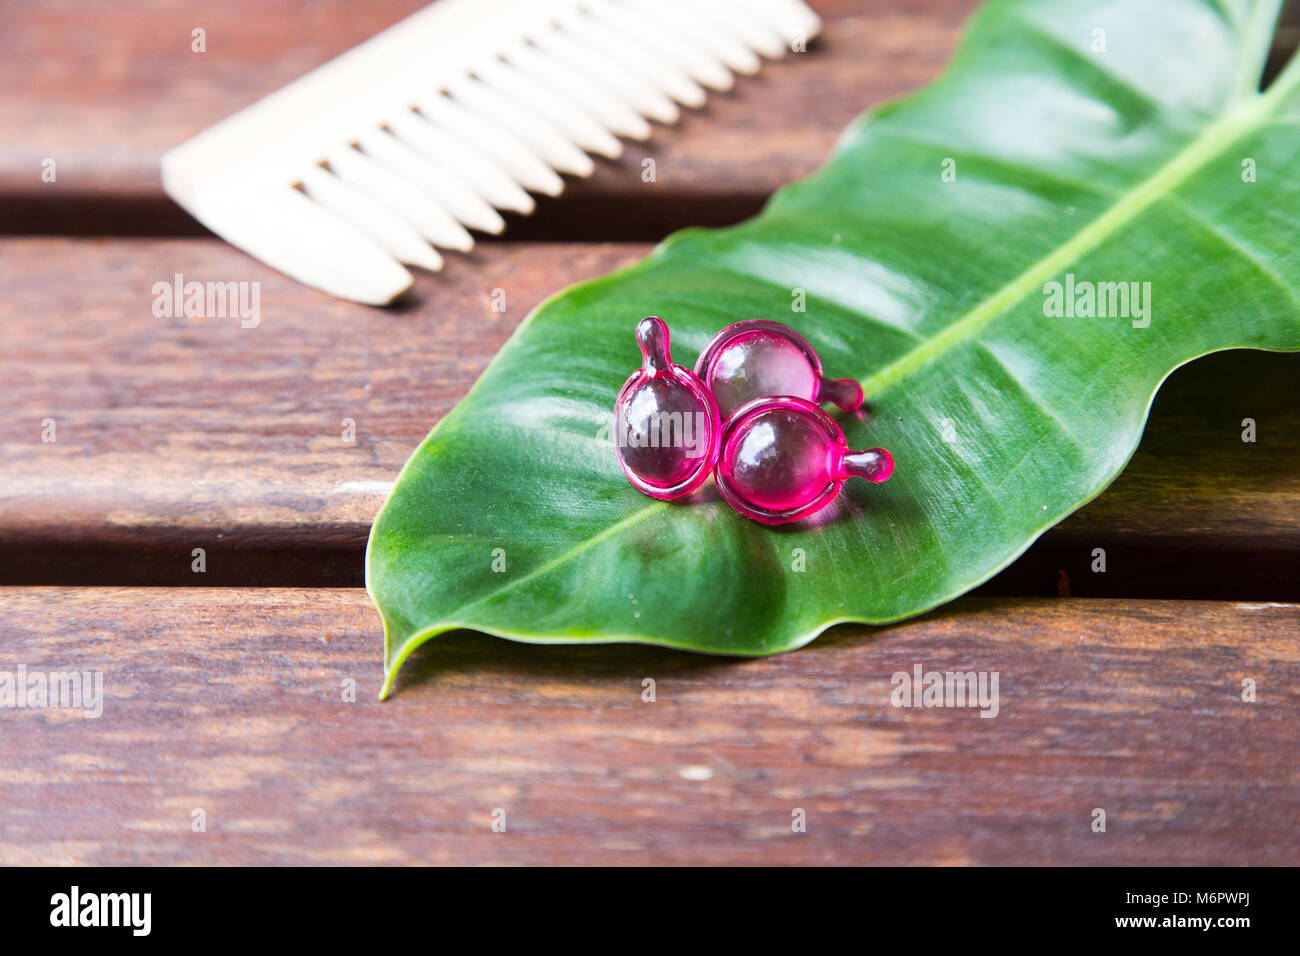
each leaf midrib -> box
[858,80,1289,397]
[402,43,1298,662]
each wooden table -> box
[1,0,1296,866]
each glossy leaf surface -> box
[369,0,1300,695]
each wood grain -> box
[0,588,1294,865]
[5,0,1296,235]
[1,238,1296,597]
[0,239,644,580]
[0,0,979,235]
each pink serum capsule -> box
[715,396,893,525]
[614,316,722,500]
[694,319,864,421]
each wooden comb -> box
[161,0,823,304]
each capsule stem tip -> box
[636,316,672,372]
[844,447,893,483]
[820,375,865,412]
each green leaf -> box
[368,0,1300,697]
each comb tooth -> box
[476,60,623,159]
[531,27,681,125]
[416,93,566,197]
[386,110,536,214]
[187,185,412,306]
[698,0,788,59]
[585,1,735,92]
[505,43,653,141]
[326,146,475,252]
[631,0,762,75]
[448,77,595,177]
[739,0,824,43]
[357,129,505,235]
[299,166,444,272]
[559,13,708,109]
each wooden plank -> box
[0,0,978,235]
[2,238,1297,596]
[0,239,644,582]
[5,3,1299,239]
[0,588,1294,865]
[5,0,1297,214]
